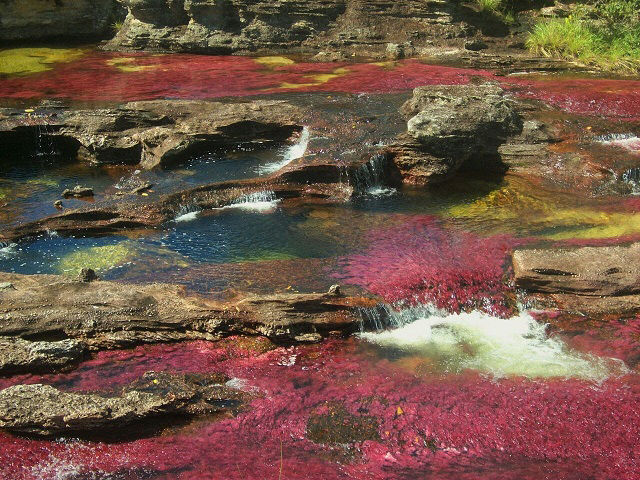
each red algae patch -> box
[1,339,639,480]
[334,216,522,316]
[0,52,493,101]
[507,75,640,120]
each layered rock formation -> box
[105,0,467,55]
[513,243,640,315]
[388,83,523,184]
[0,273,378,349]
[0,337,85,375]
[0,371,245,436]
[0,100,302,168]
[0,0,123,41]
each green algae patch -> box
[0,48,85,76]
[56,243,135,276]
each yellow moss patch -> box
[0,48,85,76]
[56,243,136,275]
[544,211,640,240]
[106,57,158,73]
[255,56,295,67]
[276,67,350,90]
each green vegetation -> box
[474,0,517,24]
[527,0,640,71]
[111,20,124,33]
[0,48,85,76]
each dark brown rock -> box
[0,371,245,436]
[0,0,123,41]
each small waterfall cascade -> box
[358,304,629,381]
[256,127,311,175]
[596,133,640,152]
[351,153,396,196]
[173,204,201,222]
[225,190,279,212]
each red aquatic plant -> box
[507,76,640,120]
[1,339,638,480]
[334,216,521,316]
[0,54,493,101]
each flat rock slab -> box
[0,273,379,352]
[513,243,640,296]
[0,338,85,375]
[0,372,244,436]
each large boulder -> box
[0,0,123,41]
[0,371,245,436]
[389,83,523,184]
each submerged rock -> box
[0,371,244,436]
[61,185,94,198]
[389,83,522,184]
[0,338,85,375]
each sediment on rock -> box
[0,371,246,437]
[513,243,640,315]
[0,273,380,351]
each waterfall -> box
[351,153,396,196]
[223,190,279,212]
[256,127,310,175]
[358,304,629,381]
[597,133,640,152]
[174,204,201,222]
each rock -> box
[513,243,640,296]
[388,83,523,184]
[386,43,405,60]
[78,268,99,283]
[328,284,342,296]
[131,182,153,194]
[0,100,303,169]
[105,0,466,56]
[0,0,123,41]
[0,338,85,375]
[464,39,488,51]
[0,371,245,436]
[0,273,380,351]
[62,185,93,198]
[53,200,63,209]
[0,282,15,291]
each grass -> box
[526,0,640,72]
[111,20,124,33]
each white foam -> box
[256,127,310,175]
[222,191,279,213]
[359,306,628,381]
[597,133,640,152]
[174,210,200,222]
[366,186,397,196]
